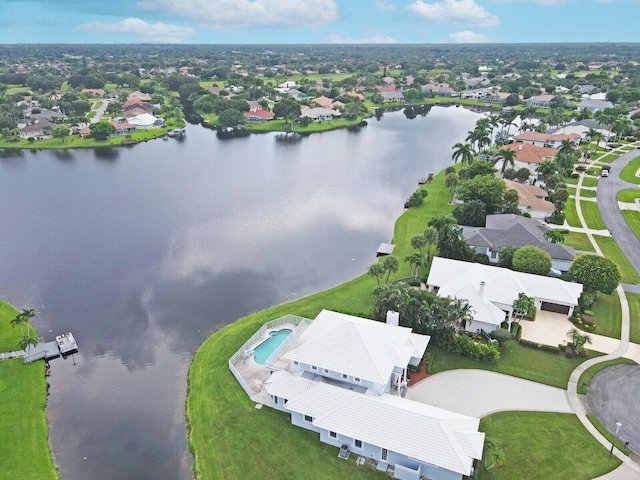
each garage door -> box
[540,302,570,315]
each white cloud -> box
[79,18,195,43]
[493,0,570,4]
[136,0,338,29]
[407,0,500,27]
[374,1,397,10]
[448,30,494,43]
[328,32,398,43]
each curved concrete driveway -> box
[596,148,640,276]
[406,369,572,418]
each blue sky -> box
[0,0,638,44]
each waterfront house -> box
[300,107,341,122]
[462,214,576,273]
[500,142,559,178]
[427,257,583,333]
[229,309,484,480]
[243,109,275,124]
[503,179,555,219]
[512,131,581,149]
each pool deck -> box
[232,321,307,401]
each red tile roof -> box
[500,142,559,164]
[244,109,274,118]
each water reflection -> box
[94,147,119,161]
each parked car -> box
[602,169,609,177]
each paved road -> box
[597,149,640,276]
[406,369,572,418]
[587,364,640,457]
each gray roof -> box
[462,214,576,261]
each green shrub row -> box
[451,333,500,362]
[519,338,562,353]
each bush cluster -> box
[450,333,500,362]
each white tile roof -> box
[267,373,483,476]
[428,257,582,308]
[284,310,430,385]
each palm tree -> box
[405,253,427,280]
[383,255,400,284]
[411,235,427,254]
[368,263,386,287]
[590,130,606,153]
[10,313,27,337]
[558,138,576,158]
[500,110,517,135]
[20,335,39,362]
[18,308,37,338]
[445,172,459,204]
[611,117,632,143]
[487,114,501,145]
[483,438,506,471]
[451,142,476,167]
[423,227,438,263]
[498,148,517,175]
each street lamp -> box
[609,421,622,457]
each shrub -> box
[511,322,522,340]
[513,246,552,275]
[583,309,594,317]
[473,253,490,265]
[491,328,511,345]
[548,210,565,225]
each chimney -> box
[518,144,522,150]
[386,310,399,327]
[479,281,486,296]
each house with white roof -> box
[284,309,429,395]
[229,309,484,480]
[427,257,583,334]
[127,113,164,130]
[300,107,341,122]
[265,371,483,480]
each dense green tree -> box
[568,255,621,294]
[52,125,70,142]
[512,292,536,322]
[437,225,474,262]
[453,199,487,227]
[512,246,552,275]
[411,235,427,254]
[456,175,507,213]
[89,120,115,140]
[218,108,244,127]
[545,230,565,244]
[458,159,497,180]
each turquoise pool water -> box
[253,329,293,365]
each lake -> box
[0,107,481,479]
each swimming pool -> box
[252,329,293,365]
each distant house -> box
[462,214,576,273]
[381,90,404,103]
[284,89,305,101]
[513,131,581,148]
[427,257,583,332]
[503,179,555,219]
[109,120,136,136]
[123,100,152,112]
[300,107,341,122]
[525,95,554,108]
[243,109,274,123]
[422,83,457,97]
[312,95,334,108]
[127,91,153,102]
[344,91,365,101]
[127,113,164,129]
[81,88,105,97]
[577,99,614,113]
[500,142,559,176]
[19,119,55,139]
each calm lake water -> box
[0,107,480,480]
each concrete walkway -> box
[406,369,572,418]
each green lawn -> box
[621,210,640,242]
[590,291,621,339]
[599,153,619,163]
[578,358,637,394]
[0,300,59,480]
[478,412,620,480]
[429,343,601,390]
[593,235,640,284]
[627,292,640,344]
[582,176,599,188]
[581,201,606,230]
[564,176,579,185]
[563,232,596,252]
[564,198,581,228]
[245,116,366,133]
[619,155,640,185]
[617,189,640,202]
[578,189,597,198]
[587,415,633,456]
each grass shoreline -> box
[0,300,59,480]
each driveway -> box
[405,369,572,417]
[596,149,640,276]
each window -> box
[354,377,361,383]
[329,431,337,439]
[311,365,317,371]
[381,448,388,461]
[354,439,362,449]
[342,374,348,379]
[293,361,299,365]
[324,368,329,374]
[273,395,279,404]
[304,415,313,423]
